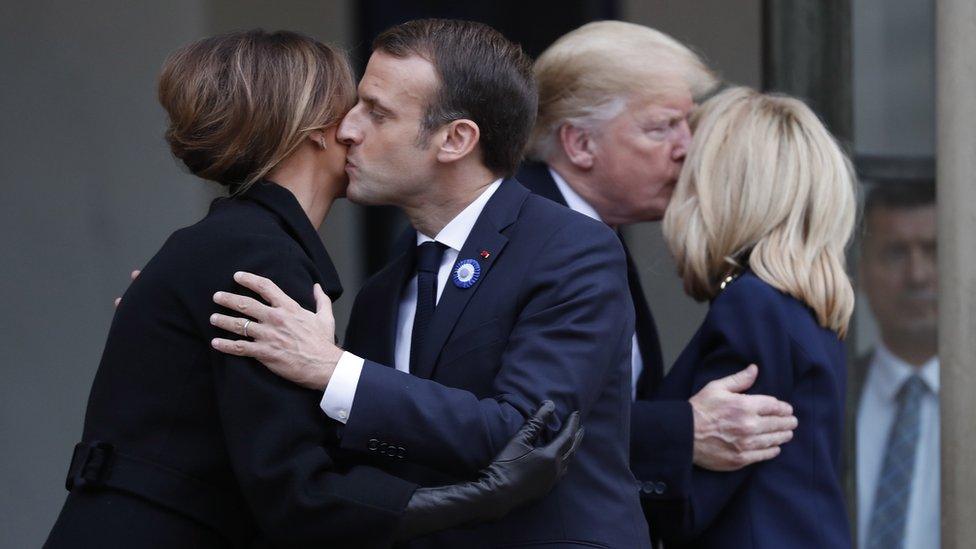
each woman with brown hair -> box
[45,30,578,548]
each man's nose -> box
[907,246,936,285]
[336,107,361,146]
[671,120,692,161]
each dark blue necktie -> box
[410,241,447,373]
[866,375,927,549]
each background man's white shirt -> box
[856,343,940,549]
[320,179,503,422]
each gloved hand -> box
[394,401,584,541]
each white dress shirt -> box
[549,168,644,401]
[856,343,940,549]
[320,179,503,422]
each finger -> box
[754,414,799,435]
[130,270,141,281]
[711,364,758,393]
[209,313,265,339]
[746,394,793,417]
[210,337,264,358]
[560,428,585,471]
[737,446,781,466]
[213,291,272,321]
[517,401,556,445]
[233,271,295,309]
[314,284,334,318]
[557,413,583,462]
[743,429,794,451]
[551,410,581,457]
[114,297,121,308]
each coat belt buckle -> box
[66,441,114,491]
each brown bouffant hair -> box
[373,19,537,177]
[158,29,356,192]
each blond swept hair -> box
[529,20,718,161]
[663,87,856,336]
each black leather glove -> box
[394,401,584,541]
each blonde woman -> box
[648,86,855,548]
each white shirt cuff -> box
[319,351,365,423]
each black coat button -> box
[367,438,379,451]
[640,481,655,494]
[654,481,667,495]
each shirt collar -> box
[548,167,603,223]
[416,178,503,252]
[870,342,940,400]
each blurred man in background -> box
[855,180,938,549]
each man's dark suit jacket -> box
[514,161,695,510]
[340,178,650,548]
[647,272,851,548]
[46,182,417,549]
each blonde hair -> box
[662,87,856,336]
[529,20,718,160]
[158,30,356,192]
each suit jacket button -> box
[640,481,655,494]
[655,482,667,495]
[397,446,406,459]
[367,438,379,451]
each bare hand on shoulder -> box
[209,271,343,390]
[689,364,798,471]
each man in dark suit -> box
[519,21,799,524]
[213,19,649,548]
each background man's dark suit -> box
[340,178,650,548]
[46,183,417,548]
[515,161,695,509]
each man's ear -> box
[436,119,480,164]
[558,124,596,170]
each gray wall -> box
[622,0,763,367]
[0,2,353,546]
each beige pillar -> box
[937,0,976,546]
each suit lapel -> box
[516,162,667,396]
[412,179,529,379]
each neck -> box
[404,164,497,237]
[267,160,336,230]
[880,333,937,368]
[547,157,617,228]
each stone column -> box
[936,0,976,546]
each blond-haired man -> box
[515,20,799,535]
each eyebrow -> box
[360,93,393,114]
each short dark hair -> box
[373,19,537,176]
[862,179,936,237]
[864,179,936,217]
[158,30,355,190]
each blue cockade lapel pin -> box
[452,258,481,289]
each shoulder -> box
[705,271,830,360]
[519,194,621,252]
[168,198,301,259]
[702,273,795,356]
